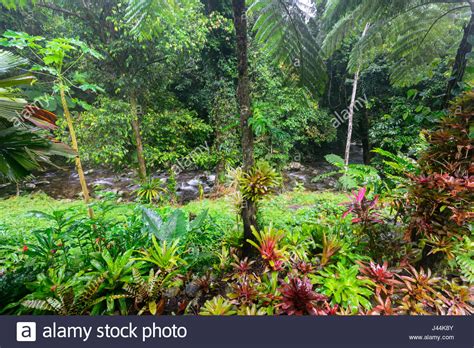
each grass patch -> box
[0,190,347,242]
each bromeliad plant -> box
[277,276,327,316]
[229,254,255,280]
[135,178,166,204]
[89,249,135,290]
[199,296,236,316]
[122,268,175,315]
[438,280,474,316]
[88,249,136,315]
[248,225,287,271]
[239,161,282,202]
[135,235,187,272]
[22,275,105,315]
[357,261,401,296]
[228,279,259,306]
[342,187,382,225]
[396,265,444,315]
[312,262,374,314]
[319,233,342,268]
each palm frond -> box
[0,50,27,73]
[348,3,469,84]
[0,49,74,182]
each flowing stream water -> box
[0,145,364,203]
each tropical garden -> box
[0,0,472,316]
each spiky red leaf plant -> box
[357,261,401,296]
[396,265,445,314]
[277,276,327,315]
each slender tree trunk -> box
[232,0,257,256]
[130,93,147,182]
[59,85,93,218]
[344,23,369,167]
[445,2,474,104]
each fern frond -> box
[456,253,474,283]
[456,236,474,283]
[125,0,202,39]
[337,1,470,82]
[250,0,327,96]
[321,12,359,57]
[324,0,470,84]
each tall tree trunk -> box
[344,23,369,167]
[59,85,93,219]
[445,2,474,104]
[232,0,257,256]
[130,93,147,182]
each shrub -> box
[406,92,473,266]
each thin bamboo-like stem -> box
[59,84,94,218]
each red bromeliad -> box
[231,255,255,277]
[357,261,401,295]
[277,276,327,315]
[248,225,287,271]
[368,295,395,315]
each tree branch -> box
[36,1,88,21]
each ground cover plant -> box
[0,0,473,316]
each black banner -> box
[0,316,472,348]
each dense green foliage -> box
[0,0,472,317]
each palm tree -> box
[0,50,73,182]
